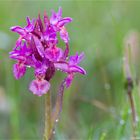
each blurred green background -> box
[1,0,140,140]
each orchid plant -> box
[9,7,86,139]
[9,7,86,96]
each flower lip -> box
[29,79,50,96]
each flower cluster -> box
[9,8,86,96]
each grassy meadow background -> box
[0,0,140,139]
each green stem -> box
[43,81,65,140]
[126,78,137,139]
[127,91,137,139]
[43,91,52,140]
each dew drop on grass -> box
[128,109,132,114]
[56,119,59,122]
[120,119,125,125]
[136,116,139,122]
[122,57,126,61]
[53,130,55,134]
[104,83,110,90]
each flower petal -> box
[50,7,62,25]
[44,26,57,45]
[32,36,45,58]
[43,11,50,26]
[60,27,69,43]
[65,74,74,88]
[77,52,85,63]
[26,17,35,32]
[54,61,69,72]
[45,47,63,62]
[69,65,86,75]
[10,26,25,36]
[69,52,85,65]
[15,37,22,48]
[29,79,50,96]
[13,63,26,79]
[58,17,72,27]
